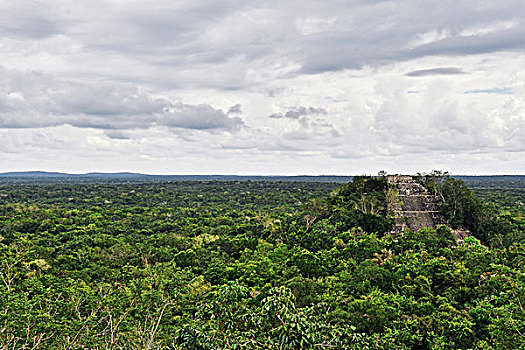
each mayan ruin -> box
[387,175,446,233]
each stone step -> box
[387,175,446,233]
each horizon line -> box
[1,170,524,177]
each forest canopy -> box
[0,175,524,349]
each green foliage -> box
[419,172,520,247]
[0,177,524,349]
[329,175,394,234]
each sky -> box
[0,0,524,175]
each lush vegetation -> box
[418,172,525,248]
[0,176,524,349]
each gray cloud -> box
[406,67,465,77]
[159,103,243,130]
[227,104,243,114]
[0,2,62,39]
[2,1,524,87]
[0,67,243,132]
[104,130,133,140]
[0,1,524,174]
[269,106,327,119]
[291,1,525,75]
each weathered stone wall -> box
[387,175,446,232]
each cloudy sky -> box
[1,0,524,175]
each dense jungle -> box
[0,173,524,349]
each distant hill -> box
[455,175,525,189]
[0,171,74,177]
[1,171,523,186]
[0,171,354,183]
[83,172,151,178]
[0,171,148,177]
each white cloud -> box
[0,1,524,174]
[460,20,518,38]
[407,29,451,49]
[295,17,337,35]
